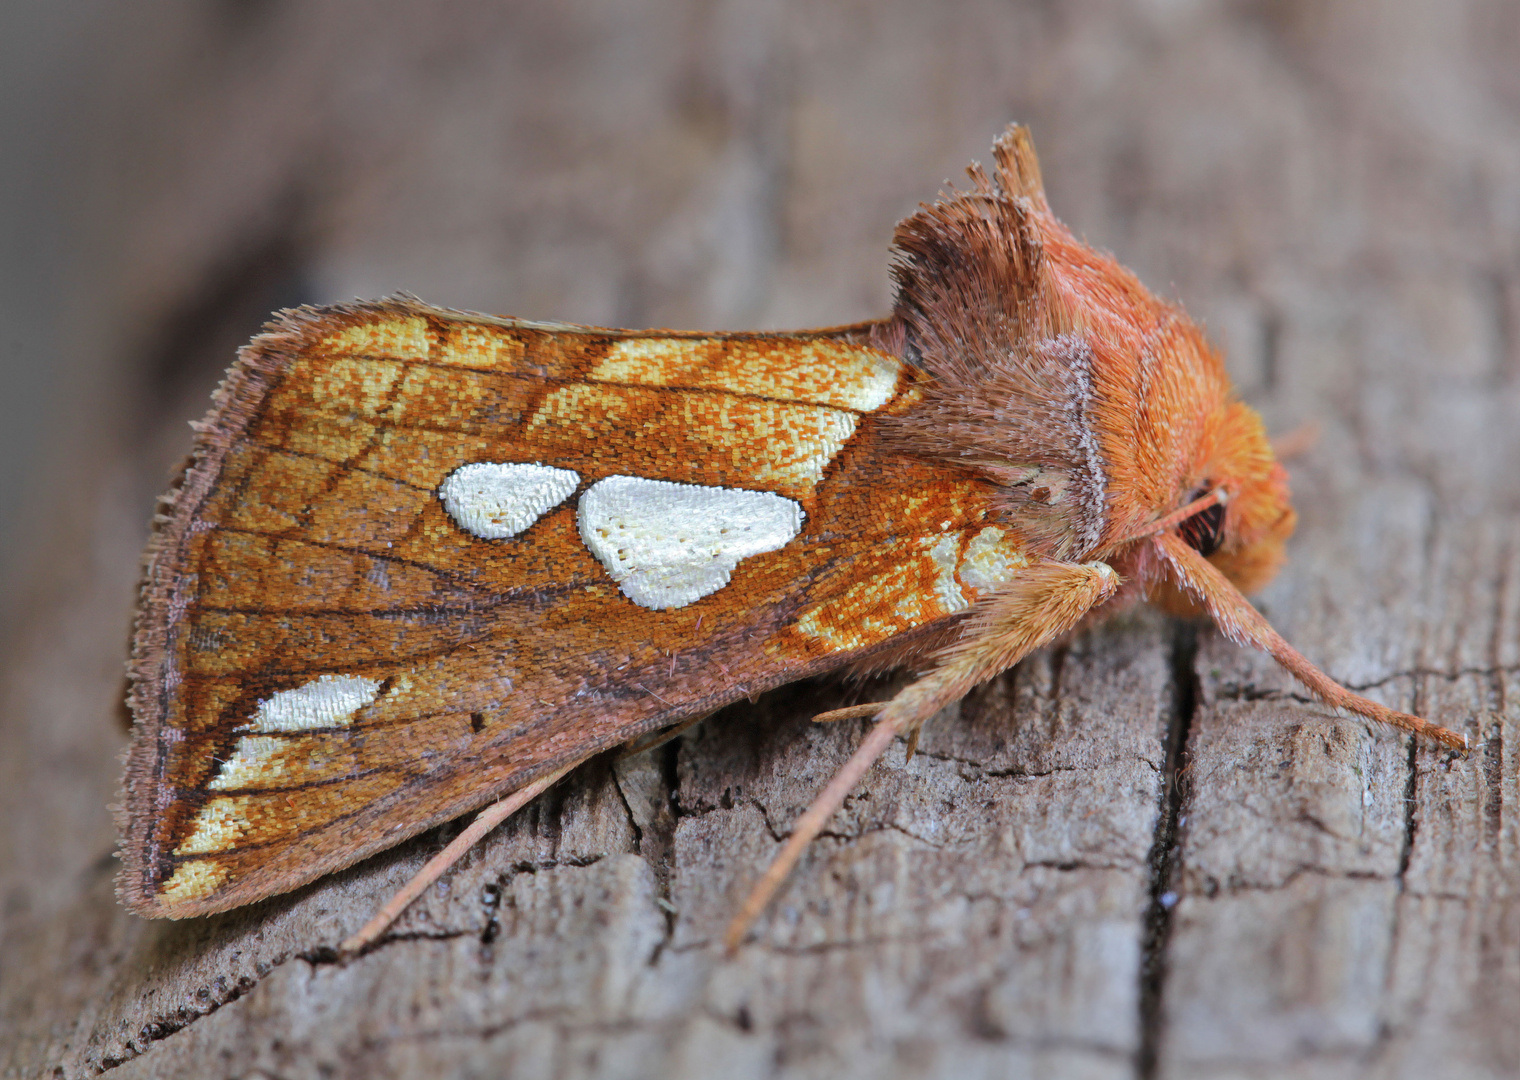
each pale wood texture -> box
[2,3,1517,1078]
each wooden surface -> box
[2,2,1517,1077]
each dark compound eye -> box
[1179,492,1226,557]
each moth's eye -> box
[1179,487,1226,557]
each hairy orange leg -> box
[812,702,891,723]
[723,559,1121,954]
[1153,532,1466,751]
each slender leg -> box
[1154,532,1466,750]
[875,560,1119,735]
[619,710,714,758]
[722,715,900,954]
[340,761,578,955]
[723,559,1120,954]
[812,702,890,724]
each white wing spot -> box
[440,462,581,539]
[157,860,230,902]
[578,475,804,610]
[959,526,1029,593]
[206,733,345,791]
[247,674,382,732]
[924,533,968,614]
[208,735,288,791]
[174,797,251,855]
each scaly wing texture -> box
[121,298,1030,916]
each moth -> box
[118,125,1465,953]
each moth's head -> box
[1190,401,1297,597]
[881,121,1295,594]
[1017,153,1297,601]
[1074,293,1298,606]
[1134,359,1299,612]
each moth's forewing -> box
[121,299,1021,917]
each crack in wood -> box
[1136,622,1199,1080]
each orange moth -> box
[118,125,1466,954]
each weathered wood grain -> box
[1,2,1516,1078]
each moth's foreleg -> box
[876,559,1121,737]
[811,702,889,724]
[1153,532,1468,751]
[723,558,1120,954]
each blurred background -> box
[6,1,1518,628]
[3,1,1518,1077]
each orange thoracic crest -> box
[879,125,1295,600]
[117,123,1464,954]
